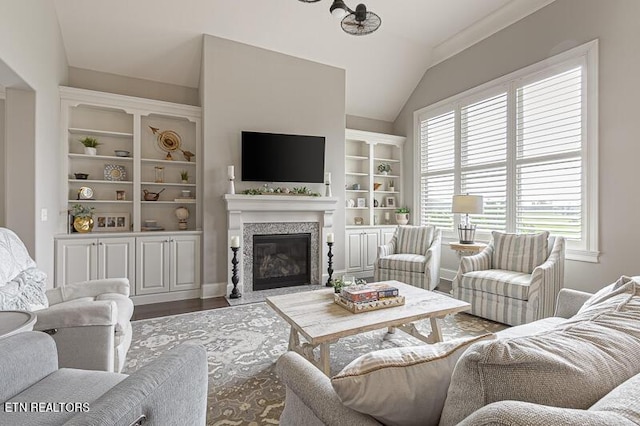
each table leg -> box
[397,316,445,344]
[288,327,300,351]
[383,326,397,341]
[429,317,443,342]
[319,343,330,376]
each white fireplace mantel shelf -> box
[224,194,339,213]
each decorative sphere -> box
[175,207,189,221]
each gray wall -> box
[346,115,394,134]
[68,67,200,106]
[393,0,640,293]
[0,1,68,282]
[201,35,346,295]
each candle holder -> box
[230,246,241,298]
[326,242,334,287]
[229,178,235,195]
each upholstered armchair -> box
[0,227,133,372]
[374,225,441,290]
[452,231,565,326]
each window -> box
[415,40,598,262]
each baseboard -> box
[131,289,202,305]
[201,282,227,299]
[441,268,457,282]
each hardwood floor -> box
[132,297,230,321]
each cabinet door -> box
[362,231,380,271]
[97,237,136,294]
[381,228,396,245]
[170,235,201,291]
[136,236,170,295]
[55,239,98,286]
[346,231,364,272]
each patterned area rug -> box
[123,302,506,425]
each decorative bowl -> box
[74,173,89,180]
[114,150,130,157]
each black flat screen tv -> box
[242,131,325,183]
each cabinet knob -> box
[99,242,104,246]
[91,242,96,246]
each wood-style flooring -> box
[132,297,230,321]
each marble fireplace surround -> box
[223,194,338,296]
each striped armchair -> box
[374,225,441,290]
[452,231,565,326]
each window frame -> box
[413,40,599,262]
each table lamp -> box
[452,195,483,244]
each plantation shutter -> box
[420,111,454,229]
[515,67,583,239]
[460,93,508,232]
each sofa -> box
[0,227,133,372]
[0,331,208,425]
[276,276,640,425]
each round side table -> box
[0,311,37,339]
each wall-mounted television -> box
[241,131,326,183]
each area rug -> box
[123,302,506,425]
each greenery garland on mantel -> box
[241,185,321,197]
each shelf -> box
[346,189,368,193]
[374,157,401,163]
[68,127,133,138]
[346,155,368,161]
[141,200,196,205]
[346,172,368,177]
[374,190,399,194]
[373,174,400,178]
[141,182,196,187]
[141,158,196,166]
[375,207,397,210]
[69,179,133,184]
[67,200,133,204]
[346,207,368,210]
[69,153,133,161]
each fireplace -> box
[253,233,311,291]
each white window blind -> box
[415,40,598,261]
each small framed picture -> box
[94,212,130,232]
[116,190,126,201]
[385,197,396,208]
[356,198,366,208]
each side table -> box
[449,242,487,257]
[0,311,37,339]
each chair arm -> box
[529,237,565,319]
[554,288,593,319]
[459,245,493,274]
[46,278,130,305]
[64,343,208,426]
[34,300,118,331]
[377,240,396,258]
[0,332,58,402]
[276,352,381,426]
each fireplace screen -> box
[253,233,311,291]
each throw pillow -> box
[491,231,549,273]
[331,334,495,426]
[577,275,637,313]
[440,277,640,426]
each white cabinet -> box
[345,229,380,276]
[136,234,200,296]
[55,237,135,290]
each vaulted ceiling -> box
[53,0,554,121]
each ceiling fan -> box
[299,0,382,36]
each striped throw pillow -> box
[492,231,549,274]
[396,226,434,255]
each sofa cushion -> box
[491,231,549,273]
[396,226,433,255]
[377,254,426,273]
[460,269,531,300]
[331,334,494,426]
[0,368,126,425]
[440,276,640,426]
[587,372,640,423]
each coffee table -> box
[266,280,470,376]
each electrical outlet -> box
[41,208,48,222]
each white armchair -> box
[452,231,565,326]
[0,227,133,372]
[374,225,441,290]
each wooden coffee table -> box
[266,280,470,376]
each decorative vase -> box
[181,179,188,184]
[395,213,409,225]
[84,147,97,156]
[389,186,395,192]
[73,216,94,233]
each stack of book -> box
[334,283,405,314]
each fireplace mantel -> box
[223,194,339,296]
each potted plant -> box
[79,137,101,155]
[388,179,395,192]
[180,170,189,183]
[71,204,95,233]
[395,206,410,225]
[331,278,344,294]
[377,163,391,175]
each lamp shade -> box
[452,195,483,214]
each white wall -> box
[201,35,346,295]
[0,1,69,284]
[393,0,640,292]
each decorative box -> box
[334,294,405,314]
